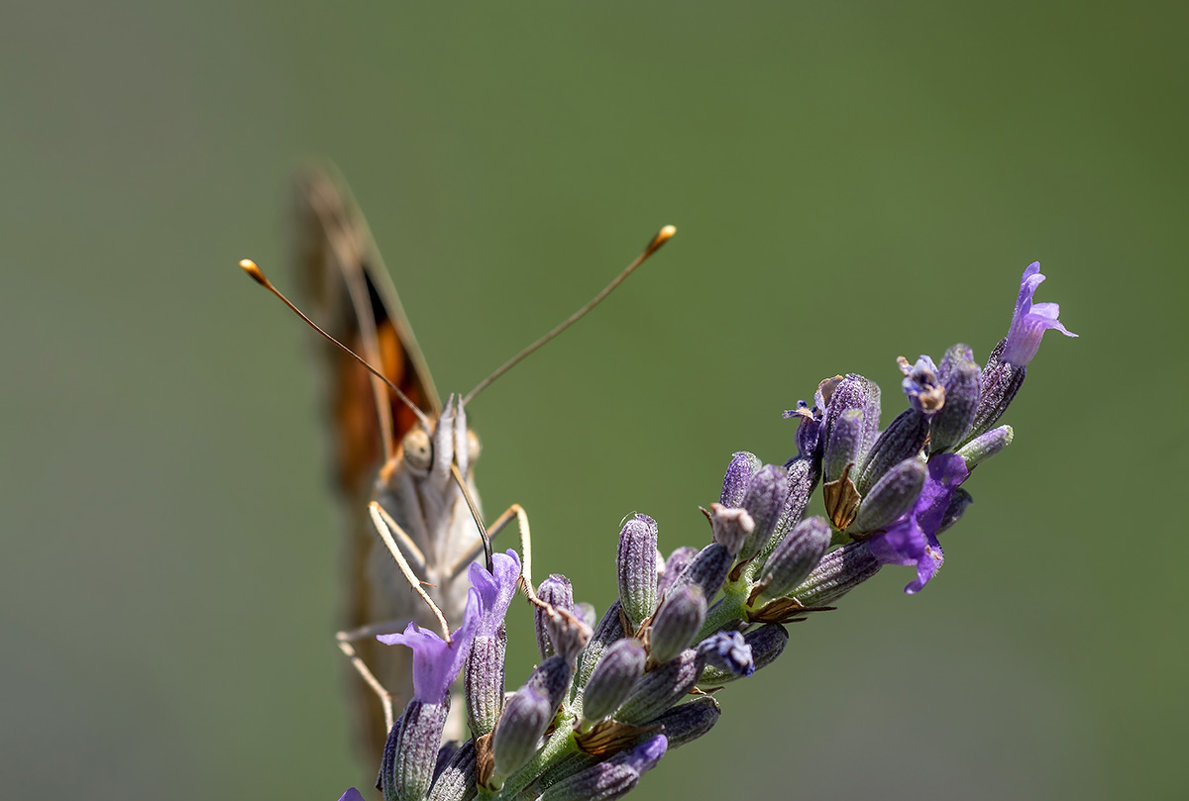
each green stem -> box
[698,583,748,640]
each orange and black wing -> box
[294,165,441,496]
[292,165,440,759]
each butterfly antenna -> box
[462,225,677,405]
[239,259,432,429]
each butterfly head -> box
[383,394,480,485]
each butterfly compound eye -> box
[401,428,434,473]
[466,429,481,466]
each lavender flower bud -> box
[824,408,865,484]
[465,633,506,738]
[791,541,881,607]
[537,735,668,801]
[956,424,1013,469]
[858,408,930,494]
[699,630,753,677]
[927,349,981,454]
[530,654,574,712]
[965,339,1026,442]
[491,657,571,784]
[658,547,698,596]
[937,342,974,378]
[616,649,704,725]
[738,464,790,562]
[427,741,477,801]
[576,600,627,690]
[617,514,659,630]
[535,574,575,661]
[386,700,450,801]
[707,503,754,557]
[646,697,721,748]
[720,451,762,507]
[648,585,707,664]
[698,624,788,684]
[823,374,881,449]
[781,455,819,530]
[582,638,647,723]
[671,542,733,599]
[490,684,552,784]
[851,457,927,534]
[756,516,831,601]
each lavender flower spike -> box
[337,790,366,801]
[1002,262,1078,367]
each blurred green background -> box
[3,2,1186,800]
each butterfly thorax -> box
[369,396,483,635]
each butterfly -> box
[242,167,673,765]
[292,167,491,759]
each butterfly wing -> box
[293,165,441,759]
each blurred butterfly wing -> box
[293,165,440,759]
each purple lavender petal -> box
[378,589,481,703]
[469,549,521,636]
[1002,262,1078,367]
[865,454,968,593]
[337,790,366,801]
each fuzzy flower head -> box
[865,454,970,594]
[468,549,522,636]
[377,588,481,703]
[1002,262,1077,367]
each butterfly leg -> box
[368,501,452,638]
[333,618,410,735]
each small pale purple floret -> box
[469,549,522,636]
[900,355,945,415]
[700,630,754,677]
[377,589,481,703]
[1002,262,1077,367]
